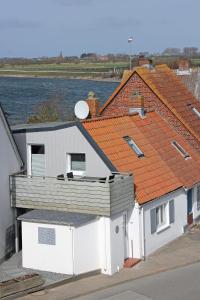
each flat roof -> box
[11,121,75,133]
[18,210,97,227]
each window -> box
[197,186,200,210]
[171,141,190,159]
[67,153,86,175]
[29,144,45,176]
[31,145,45,154]
[192,107,200,119]
[156,204,167,228]
[151,200,175,234]
[38,227,56,245]
[123,136,144,158]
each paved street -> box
[61,262,200,300]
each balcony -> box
[10,172,134,217]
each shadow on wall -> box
[5,224,15,259]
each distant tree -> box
[27,95,75,123]
[183,47,198,57]
[162,48,182,56]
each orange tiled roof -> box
[100,65,200,144]
[83,112,200,204]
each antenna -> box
[74,101,89,120]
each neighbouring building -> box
[11,121,134,275]
[100,64,200,153]
[11,107,200,274]
[0,104,23,263]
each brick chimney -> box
[178,58,190,71]
[86,91,99,118]
[138,55,152,67]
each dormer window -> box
[123,136,144,158]
[171,141,190,159]
[192,107,200,119]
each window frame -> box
[171,140,190,159]
[192,107,200,119]
[67,153,86,176]
[123,136,144,158]
[27,143,46,176]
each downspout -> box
[103,217,108,273]
[139,204,146,260]
[71,226,75,276]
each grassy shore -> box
[0,61,128,80]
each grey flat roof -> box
[18,210,97,227]
[11,121,75,133]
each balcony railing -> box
[10,172,134,217]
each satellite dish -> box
[74,101,89,120]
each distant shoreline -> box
[0,74,120,83]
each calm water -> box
[0,77,118,124]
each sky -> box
[0,0,200,58]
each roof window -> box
[192,107,200,118]
[171,141,190,159]
[123,136,144,158]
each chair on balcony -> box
[66,172,74,180]
[99,177,107,183]
[108,174,115,182]
[57,174,65,180]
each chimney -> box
[178,58,190,71]
[129,95,145,117]
[138,56,153,68]
[86,91,99,118]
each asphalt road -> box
[74,262,200,300]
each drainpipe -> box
[70,226,75,276]
[139,204,146,260]
[14,208,19,253]
[103,217,108,273]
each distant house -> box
[0,104,23,263]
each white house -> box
[11,110,200,275]
[0,104,23,263]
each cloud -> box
[53,0,94,6]
[0,19,41,30]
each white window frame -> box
[66,153,86,176]
[27,144,45,176]
[155,203,169,232]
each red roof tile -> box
[83,112,200,204]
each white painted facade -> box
[13,125,111,178]
[21,210,132,275]
[0,107,22,262]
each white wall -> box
[14,126,111,178]
[0,116,21,261]
[127,205,141,259]
[143,189,187,256]
[192,185,200,222]
[98,214,125,275]
[22,222,74,274]
[73,219,100,274]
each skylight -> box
[192,107,200,119]
[171,141,190,159]
[123,136,144,158]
